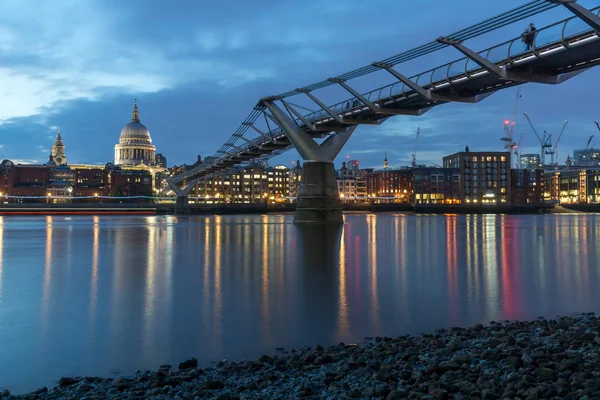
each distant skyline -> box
[1,0,599,169]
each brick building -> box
[443,150,511,204]
[366,168,412,203]
[412,167,461,204]
[510,169,544,204]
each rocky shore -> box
[3,314,600,400]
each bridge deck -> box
[176,5,600,181]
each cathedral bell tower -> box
[51,130,67,166]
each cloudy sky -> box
[0,0,599,169]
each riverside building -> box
[443,150,511,204]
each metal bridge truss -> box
[172,1,600,185]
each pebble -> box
[3,314,600,399]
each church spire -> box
[131,99,140,122]
[51,129,67,165]
[383,152,388,169]
[53,130,64,149]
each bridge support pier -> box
[175,195,190,215]
[295,161,342,224]
[262,98,357,224]
[166,178,198,215]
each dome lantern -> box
[131,99,140,123]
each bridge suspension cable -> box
[278,0,558,96]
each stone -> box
[215,394,238,400]
[432,362,461,373]
[558,359,578,372]
[508,356,524,369]
[387,389,408,399]
[534,367,556,381]
[204,380,225,390]
[429,388,449,400]
[315,354,334,364]
[178,357,198,370]
[58,376,81,387]
[522,353,534,365]
[453,354,472,364]
[481,389,502,400]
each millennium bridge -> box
[168,0,600,223]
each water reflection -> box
[366,215,381,332]
[338,223,349,338]
[446,216,458,321]
[296,224,343,343]
[0,214,599,393]
[40,216,53,333]
[0,217,3,310]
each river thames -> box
[0,213,598,393]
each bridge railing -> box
[182,5,600,180]
[296,6,600,125]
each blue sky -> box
[0,0,599,169]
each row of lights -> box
[45,192,100,197]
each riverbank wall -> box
[0,202,555,215]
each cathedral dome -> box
[118,102,153,146]
[114,100,157,166]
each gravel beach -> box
[3,313,599,400]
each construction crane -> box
[523,112,553,166]
[515,132,526,167]
[548,120,568,166]
[586,135,595,149]
[411,127,420,168]
[585,120,599,150]
[501,88,521,162]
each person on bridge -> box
[522,23,536,51]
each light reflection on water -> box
[0,213,599,393]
